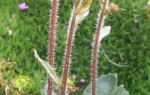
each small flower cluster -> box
[18,2,28,11]
[72,75,86,84]
[103,2,125,15]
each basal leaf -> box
[112,85,129,95]
[34,49,61,87]
[41,89,57,95]
[83,73,129,95]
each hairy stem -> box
[61,10,76,95]
[91,0,108,95]
[48,0,59,95]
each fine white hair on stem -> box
[62,6,76,76]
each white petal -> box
[76,9,89,24]
[99,26,111,42]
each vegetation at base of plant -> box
[0,59,16,88]
[13,75,32,89]
[0,60,33,95]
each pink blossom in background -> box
[80,79,85,84]
[44,84,48,90]
[18,2,28,11]
[72,75,77,79]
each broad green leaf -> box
[83,73,129,95]
[34,49,61,87]
[41,89,57,95]
[112,85,129,95]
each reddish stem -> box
[92,1,107,95]
[48,0,59,95]
[60,15,76,95]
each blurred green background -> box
[0,0,150,95]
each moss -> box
[0,0,150,95]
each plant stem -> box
[91,0,107,95]
[61,9,76,95]
[48,0,59,95]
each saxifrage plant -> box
[34,0,129,95]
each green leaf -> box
[41,89,57,95]
[67,77,75,87]
[112,85,129,95]
[34,49,61,87]
[83,73,129,95]
[13,75,32,88]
